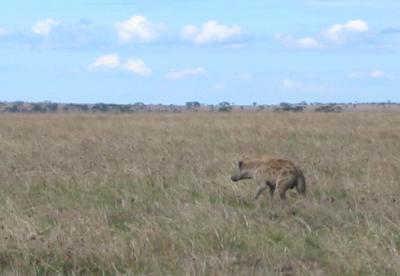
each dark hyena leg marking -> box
[267,181,276,198]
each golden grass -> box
[0,112,400,275]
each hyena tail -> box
[296,170,306,195]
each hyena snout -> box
[231,171,252,182]
[231,174,241,182]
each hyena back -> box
[231,156,306,200]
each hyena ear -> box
[238,160,243,169]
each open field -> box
[0,112,400,275]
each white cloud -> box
[282,78,301,89]
[1,20,105,49]
[0,27,8,36]
[89,55,151,77]
[89,54,120,70]
[213,83,225,91]
[166,67,205,80]
[275,33,322,49]
[276,19,369,49]
[306,0,372,7]
[348,71,363,79]
[369,70,385,78]
[348,70,386,79]
[226,43,248,49]
[115,15,165,43]
[32,19,61,36]
[237,73,253,81]
[181,25,198,40]
[291,37,321,48]
[125,58,152,76]
[324,20,369,43]
[182,21,243,44]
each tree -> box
[274,102,304,112]
[5,104,19,113]
[218,101,233,112]
[92,103,109,112]
[45,103,58,112]
[80,104,89,112]
[185,101,201,110]
[32,103,45,113]
[314,104,342,113]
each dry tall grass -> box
[0,112,400,275]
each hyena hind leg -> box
[277,177,297,200]
[295,171,306,196]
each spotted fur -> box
[231,156,306,200]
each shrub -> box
[315,104,343,113]
[218,101,233,112]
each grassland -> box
[0,112,400,275]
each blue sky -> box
[0,0,399,104]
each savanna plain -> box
[0,112,400,275]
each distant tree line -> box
[0,101,398,113]
[0,102,183,113]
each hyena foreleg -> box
[267,181,276,198]
[254,183,268,200]
[254,181,276,200]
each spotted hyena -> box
[231,156,306,200]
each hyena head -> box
[231,160,254,182]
